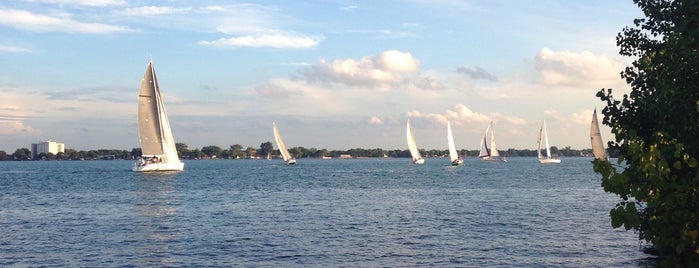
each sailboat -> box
[406,118,425,164]
[478,121,507,162]
[537,120,561,164]
[447,121,463,166]
[273,122,296,165]
[590,108,608,160]
[133,58,184,172]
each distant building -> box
[31,140,65,159]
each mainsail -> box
[490,122,500,157]
[538,120,561,163]
[447,121,459,162]
[273,122,295,164]
[138,60,179,163]
[590,108,608,160]
[478,123,491,158]
[406,119,424,164]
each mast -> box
[537,122,544,159]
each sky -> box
[0,0,642,152]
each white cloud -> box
[535,47,624,87]
[25,0,127,6]
[0,113,39,136]
[407,104,493,126]
[255,81,302,98]
[346,29,417,39]
[0,45,34,53]
[0,9,135,34]
[119,6,192,16]
[368,116,383,125]
[339,5,358,12]
[198,32,323,48]
[301,50,423,88]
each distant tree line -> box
[0,142,617,161]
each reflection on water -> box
[134,173,180,267]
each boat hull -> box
[451,159,464,166]
[480,156,507,162]
[286,159,297,165]
[413,158,425,164]
[538,158,561,164]
[133,161,184,172]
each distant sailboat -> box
[406,118,425,164]
[273,122,296,165]
[538,120,561,164]
[133,58,184,172]
[478,121,507,162]
[590,108,608,161]
[447,121,463,166]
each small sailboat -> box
[590,108,608,161]
[447,121,463,166]
[133,58,184,172]
[273,122,296,165]
[406,118,425,164]
[478,121,506,162]
[537,120,561,164]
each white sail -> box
[590,108,608,160]
[133,58,184,172]
[538,120,561,164]
[490,122,500,157]
[273,122,296,165]
[478,123,491,158]
[406,119,424,164]
[479,121,506,161]
[447,121,463,165]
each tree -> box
[594,0,699,265]
[201,145,222,158]
[12,148,31,160]
[176,143,189,158]
[245,147,256,158]
[229,144,244,159]
[0,150,6,161]
[258,141,274,158]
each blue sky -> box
[0,0,641,152]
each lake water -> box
[0,157,652,267]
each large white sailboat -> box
[537,120,561,164]
[447,121,463,166]
[406,118,425,164]
[133,58,184,172]
[478,121,506,162]
[590,108,608,161]
[273,122,296,165]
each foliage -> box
[594,0,699,265]
[201,145,223,158]
[0,143,600,161]
[259,142,274,158]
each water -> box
[0,158,651,267]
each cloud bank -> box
[0,8,134,34]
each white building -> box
[31,140,65,159]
